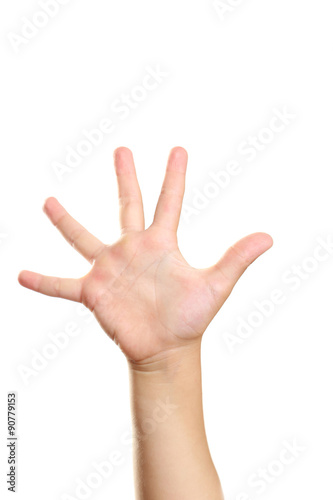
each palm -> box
[19,147,273,364]
[81,228,219,362]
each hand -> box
[18,147,273,366]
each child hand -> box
[18,147,272,366]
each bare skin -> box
[18,146,273,499]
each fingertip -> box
[168,147,188,173]
[113,146,132,160]
[17,270,25,285]
[266,233,274,248]
[18,270,41,292]
[43,196,58,215]
[18,270,30,287]
[257,232,274,251]
[170,146,188,160]
[113,147,135,174]
[242,232,274,259]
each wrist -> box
[127,339,203,422]
[127,338,202,377]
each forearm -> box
[127,340,224,500]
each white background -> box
[1,0,333,499]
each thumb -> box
[207,232,273,302]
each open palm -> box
[18,147,272,364]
